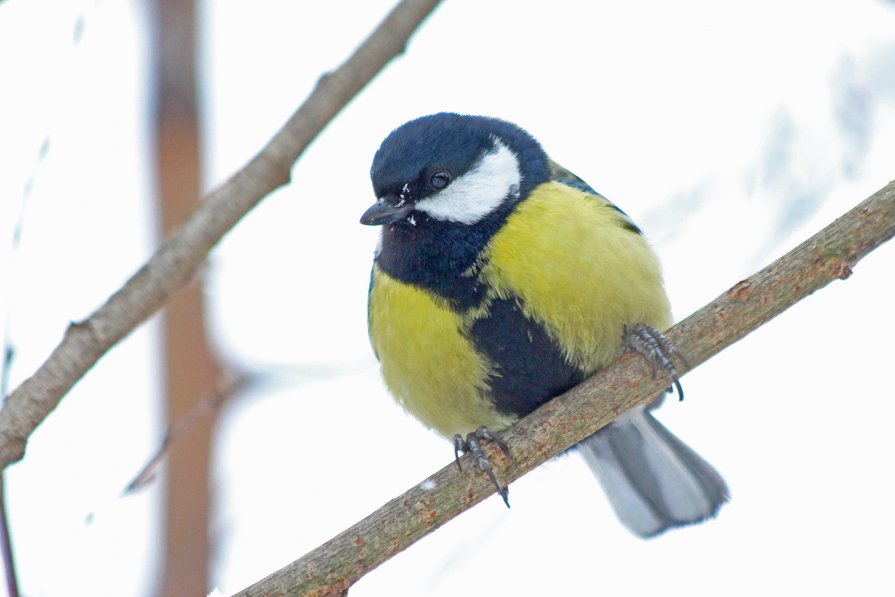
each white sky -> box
[1,0,895,595]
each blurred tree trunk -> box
[151,0,218,595]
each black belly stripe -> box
[468,297,586,419]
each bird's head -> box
[361,113,551,229]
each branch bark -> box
[234,179,895,597]
[0,0,443,471]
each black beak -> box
[360,196,413,226]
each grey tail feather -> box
[578,406,729,538]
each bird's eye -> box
[429,170,451,190]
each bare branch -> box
[0,0,443,471]
[234,180,895,596]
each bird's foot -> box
[453,426,511,507]
[623,323,689,401]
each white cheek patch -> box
[415,139,521,224]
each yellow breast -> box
[368,268,516,437]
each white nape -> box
[415,139,521,224]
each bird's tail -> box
[578,405,728,538]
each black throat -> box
[375,202,516,310]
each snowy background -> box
[1,0,895,595]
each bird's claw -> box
[453,426,511,507]
[624,323,689,401]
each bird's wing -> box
[548,159,642,235]
[548,159,602,196]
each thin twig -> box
[0,478,17,597]
[0,357,18,597]
[0,135,43,597]
[123,372,243,495]
[234,180,895,597]
[0,0,443,471]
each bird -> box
[361,112,728,537]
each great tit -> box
[361,113,728,537]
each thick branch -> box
[235,179,895,597]
[0,0,443,470]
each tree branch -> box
[0,0,443,471]
[235,179,895,597]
